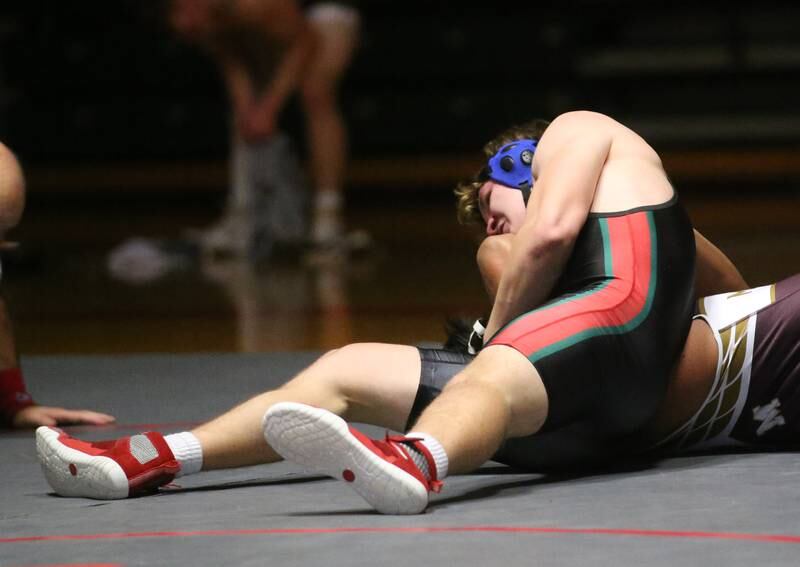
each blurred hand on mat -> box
[12,405,116,428]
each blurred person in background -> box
[170,0,362,257]
[0,142,115,428]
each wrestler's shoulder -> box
[545,111,618,133]
[537,111,622,151]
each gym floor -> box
[1,180,800,566]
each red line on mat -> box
[3,526,800,545]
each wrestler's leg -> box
[37,343,422,499]
[195,343,420,469]
[262,344,546,514]
[409,344,548,474]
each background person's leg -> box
[302,4,360,244]
[196,132,257,256]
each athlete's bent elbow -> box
[528,219,580,256]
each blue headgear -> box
[483,139,538,204]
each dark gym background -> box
[3,4,800,567]
[1,0,798,352]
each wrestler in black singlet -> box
[411,194,696,470]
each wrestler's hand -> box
[11,405,116,428]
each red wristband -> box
[0,367,35,425]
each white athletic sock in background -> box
[314,188,342,213]
[311,190,344,243]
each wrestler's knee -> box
[287,342,415,402]
[316,347,340,361]
[288,343,362,390]
[477,234,513,267]
[298,342,420,429]
[447,345,549,437]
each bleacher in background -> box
[1,1,800,184]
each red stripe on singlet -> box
[490,212,654,359]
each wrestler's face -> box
[478,181,527,236]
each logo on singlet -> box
[753,398,785,436]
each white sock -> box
[405,431,449,480]
[314,189,342,212]
[311,189,344,242]
[164,432,203,477]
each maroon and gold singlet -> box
[652,274,800,452]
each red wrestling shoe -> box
[36,427,179,499]
[263,402,442,515]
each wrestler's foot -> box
[263,402,442,515]
[36,427,179,499]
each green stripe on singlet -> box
[602,218,614,276]
[528,212,659,363]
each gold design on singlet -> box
[653,318,749,451]
[727,289,754,299]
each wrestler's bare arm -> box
[220,59,258,121]
[693,229,748,298]
[483,112,611,339]
[476,235,513,303]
